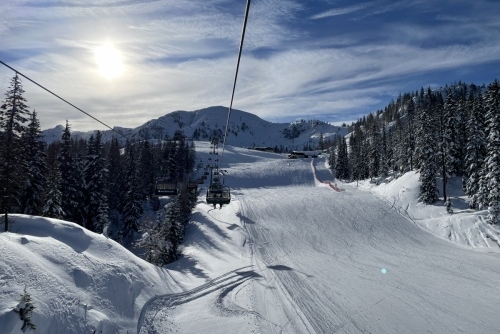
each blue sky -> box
[1,0,500,131]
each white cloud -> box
[1,0,500,131]
[311,3,373,19]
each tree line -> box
[329,79,500,224]
[0,74,197,263]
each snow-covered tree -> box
[335,137,349,180]
[442,90,461,177]
[0,74,30,231]
[465,93,487,208]
[379,127,389,177]
[416,96,439,204]
[138,140,155,199]
[368,124,381,179]
[136,215,172,266]
[83,132,109,232]
[58,121,84,224]
[483,80,500,224]
[20,111,47,215]
[42,163,64,219]
[121,142,142,244]
[106,137,125,238]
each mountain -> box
[42,106,348,150]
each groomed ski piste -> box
[1,141,500,334]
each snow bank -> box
[354,171,500,251]
[0,215,176,334]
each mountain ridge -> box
[42,106,348,151]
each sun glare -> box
[94,42,124,79]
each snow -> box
[356,171,500,250]
[41,106,348,150]
[2,142,500,334]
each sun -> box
[94,42,125,79]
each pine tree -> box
[417,97,439,204]
[379,127,389,177]
[483,80,500,223]
[42,163,64,219]
[335,137,349,180]
[368,124,381,179]
[106,137,125,238]
[442,90,461,177]
[0,74,30,231]
[465,93,487,208]
[135,216,172,266]
[58,121,78,222]
[20,111,48,215]
[138,140,155,199]
[121,142,142,244]
[83,132,109,232]
[405,97,416,170]
[327,140,337,169]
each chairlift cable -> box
[0,60,129,140]
[220,0,251,165]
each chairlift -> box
[154,180,178,196]
[187,181,198,192]
[206,184,231,208]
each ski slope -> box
[2,142,499,334]
[141,143,500,334]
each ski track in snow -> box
[237,157,499,333]
[137,266,259,334]
[138,145,500,334]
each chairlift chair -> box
[187,181,198,192]
[206,184,231,208]
[154,180,178,196]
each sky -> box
[1,0,500,131]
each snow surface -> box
[2,142,500,334]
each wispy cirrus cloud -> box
[1,0,500,131]
[311,2,373,19]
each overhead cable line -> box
[220,0,251,163]
[0,60,129,140]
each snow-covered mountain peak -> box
[42,106,348,150]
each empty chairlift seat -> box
[154,181,178,196]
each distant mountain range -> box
[42,106,347,151]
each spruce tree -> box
[106,137,125,237]
[83,132,109,232]
[138,140,155,199]
[417,98,439,204]
[136,216,172,266]
[0,74,30,231]
[442,90,461,177]
[42,163,64,219]
[58,121,83,224]
[379,127,389,177]
[405,97,416,170]
[483,80,500,223]
[335,137,349,180]
[121,142,142,244]
[465,93,487,208]
[20,111,48,215]
[368,124,381,179]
